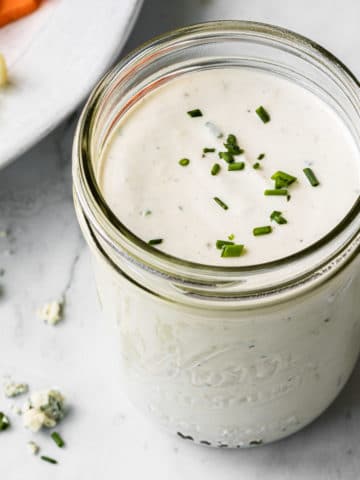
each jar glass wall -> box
[73,21,360,447]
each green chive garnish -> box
[228,162,245,171]
[179,158,190,166]
[271,171,297,188]
[223,134,244,155]
[253,226,272,236]
[0,412,10,431]
[226,134,236,145]
[228,233,235,241]
[216,240,234,250]
[211,163,221,176]
[221,244,244,257]
[253,162,260,170]
[51,432,65,448]
[187,109,202,117]
[41,456,58,465]
[203,147,215,154]
[213,197,228,210]
[264,189,288,196]
[257,153,265,160]
[256,106,271,123]
[303,167,320,186]
[270,210,287,225]
[148,238,163,246]
[219,151,234,163]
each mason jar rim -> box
[73,20,360,299]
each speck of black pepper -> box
[324,318,330,323]
[248,344,255,349]
[347,448,353,455]
[219,444,229,448]
[177,432,194,441]
[200,440,211,446]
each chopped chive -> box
[187,109,202,117]
[211,163,221,176]
[219,151,234,163]
[287,194,291,201]
[303,167,320,186]
[257,153,265,160]
[226,145,244,155]
[213,197,228,210]
[223,134,244,155]
[256,106,271,123]
[51,432,65,448]
[0,412,10,431]
[203,147,216,154]
[143,210,152,216]
[275,177,287,189]
[41,456,58,465]
[178,158,190,167]
[148,238,163,246]
[221,244,244,257]
[226,134,236,145]
[216,240,234,250]
[253,226,272,236]
[253,162,260,170]
[271,171,297,187]
[270,210,287,224]
[228,162,245,171]
[228,233,235,241]
[264,189,288,196]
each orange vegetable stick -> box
[0,0,41,28]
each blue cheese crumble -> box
[23,389,65,432]
[4,381,29,398]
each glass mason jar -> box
[73,21,360,448]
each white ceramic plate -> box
[0,0,143,168]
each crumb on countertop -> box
[37,301,63,326]
[4,381,29,398]
[27,441,40,455]
[23,389,65,432]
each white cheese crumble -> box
[0,54,7,87]
[27,441,40,455]
[37,301,63,325]
[4,382,29,398]
[23,389,65,432]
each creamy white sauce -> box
[76,66,360,447]
[100,68,359,265]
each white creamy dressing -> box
[77,66,360,446]
[100,68,359,265]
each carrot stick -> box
[0,0,41,28]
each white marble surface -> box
[1,1,360,478]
